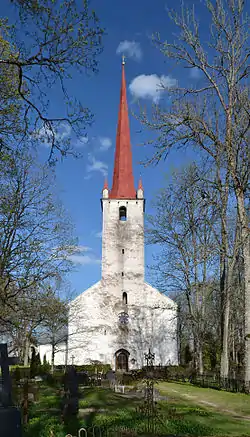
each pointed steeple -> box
[109,58,136,199]
[102,177,109,199]
[138,177,143,190]
[103,178,108,190]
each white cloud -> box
[190,67,201,79]
[86,155,108,177]
[68,245,100,266]
[116,40,142,61]
[34,123,72,146]
[99,137,112,151]
[68,245,91,253]
[75,135,89,147]
[69,254,101,266]
[129,74,177,103]
[59,123,71,140]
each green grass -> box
[159,381,250,416]
[23,384,250,437]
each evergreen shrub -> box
[73,364,111,374]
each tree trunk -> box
[51,342,55,375]
[236,190,250,390]
[194,335,203,375]
[65,336,69,371]
[23,335,30,366]
[243,233,250,389]
[198,343,204,375]
[220,233,238,380]
[220,285,230,379]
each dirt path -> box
[167,387,250,421]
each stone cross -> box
[0,343,17,407]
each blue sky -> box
[2,0,226,297]
[51,0,200,297]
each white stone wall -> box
[66,195,179,369]
[67,281,178,368]
[38,343,67,366]
[102,199,144,289]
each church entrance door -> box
[115,349,129,372]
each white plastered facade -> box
[67,193,178,370]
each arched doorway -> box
[115,349,130,372]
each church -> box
[66,59,178,371]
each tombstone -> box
[62,366,79,419]
[0,343,22,437]
[106,370,116,389]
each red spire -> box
[109,58,136,199]
[103,178,108,190]
[138,177,143,190]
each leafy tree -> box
[37,291,69,374]
[147,158,246,377]
[147,164,219,374]
[0,149,76,329]
[0,33,23,154]
[41,354,51,374]
[0,0,103,161]
[30,346,41,377]
[137,0,250,387]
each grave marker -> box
[0,343,22,437]
[0,343,18,407]
[62,366,79,420]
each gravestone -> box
[106,370,116,389]
[62,366,79,420]
[0,343,22,437]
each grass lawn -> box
[23,384,250,437]
[158,381,250,416]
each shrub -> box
[10,366,30,380]
[44,372,64,387]
[163,365,191,381]
[40,355,51,374]
[24,415,65,437]
[30,347,41,378]
[73,363,111,374]
[12,366,21,382]
[119,372,135,385]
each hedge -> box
[71,364,112,374]
[11,366,30,380]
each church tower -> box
[67,59,178,371]
[101,58,145,306]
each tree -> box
[137,0,250,386]
[0,149,76,328]
[37,291,69,374]
[147,164,219,374]
[41,354,51,374]
[0,33,23,154]
[30,346,41,378]
[0,0,103,161]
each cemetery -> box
[1,343,250,437]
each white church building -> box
[39,60,178,371]
[65,60,178,371]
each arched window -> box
[122,292,127,305]
[119,206,127,221]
